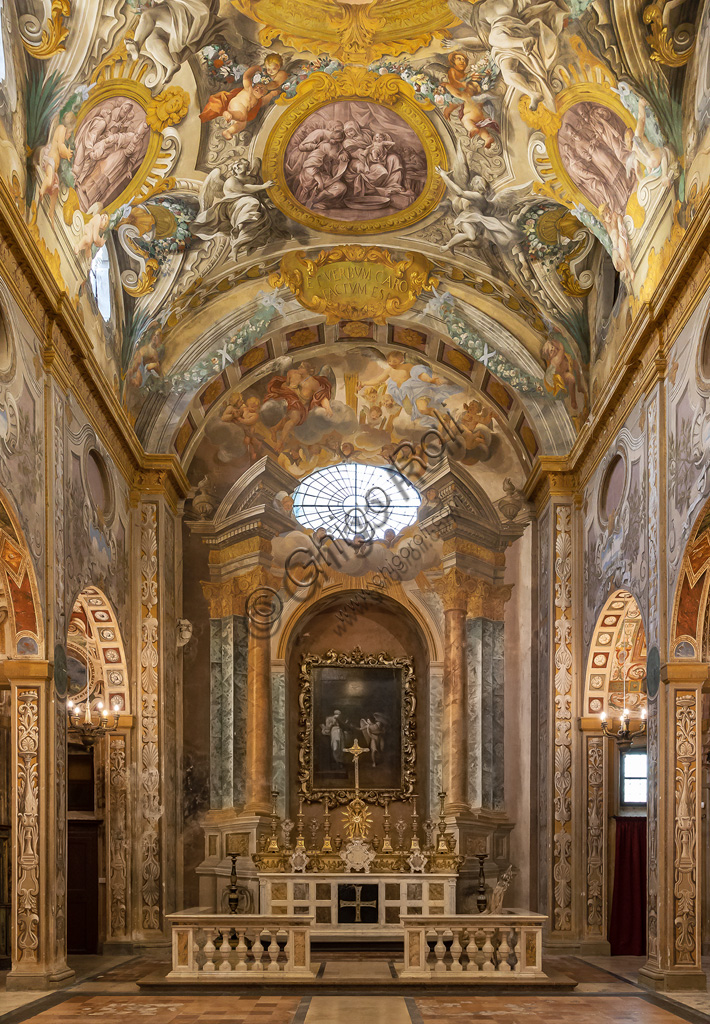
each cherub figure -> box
[599,202,634,283]
[541,336,583,411]
[37,111,77,220]
[75,210,109,258]
[128,330,164,387]
[443,52,499,147]
[199,53,288,138]
[624,97,678,190]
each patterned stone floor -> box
[0,956,707,1024]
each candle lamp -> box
[66,695,120,748]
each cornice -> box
[528,186,710,494]
[0,181,189,511]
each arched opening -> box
[65,586,129,956]
[582,589,647,957]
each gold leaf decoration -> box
[270,246,438,325]
[146,87,190,132]
[22,0,71,59]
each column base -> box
[577,939,611,956]
[6,965,75,991]
[638,964,707,992]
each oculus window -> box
[292,463,420,541]
[620,750,647,806]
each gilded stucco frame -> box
[262,67,446,236]
[298,646,416,806]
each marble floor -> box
[0,955,707,1024]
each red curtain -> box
[609,816,647,956]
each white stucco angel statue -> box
[189,157,288,260]
[435,164,524,251]
[445,0,569,111]
[125,0,222,89]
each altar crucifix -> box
[345,738,366,793]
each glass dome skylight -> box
[292,463,421,541]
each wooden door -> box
[67,821,100,954]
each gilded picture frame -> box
[298,647,416,806]
[262,67,446,236]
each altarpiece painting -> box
[298,648,416,805]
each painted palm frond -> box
[24,67,65,204]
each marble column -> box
[2,660,74,991]
[443,602,469,813]
[467,617,505,810]
[640,664,707,992]
[208,615,248,810]
[244,624,272,815]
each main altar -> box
[249,739,461,935]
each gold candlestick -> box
[267,789,280,853]
[296,796,306,850]
[381,797,393,853]
[437,790,450,853]
[321,797,333,853]
[410,793,420,851]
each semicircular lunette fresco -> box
[183,341,528,510]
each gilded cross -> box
[339,885,378,923]
[345,738,366,793]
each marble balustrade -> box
[166,912,314,978]
[401,911,547,978]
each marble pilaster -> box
[640,664,707,992]
[2,661,74,991]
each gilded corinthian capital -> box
[201,567,280,619]
[429,569,513,619]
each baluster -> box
[495,933,512,970]
[450,928,463,973]
[218,930,232,972]
[465,928,479,972]
[267,929,281,972]
[251,929,265,971]
[434,929,447,973]
[511,929,521,972]
[282,929,291,972]
[234,930,248,972]
[202,933,216,972]
[193,934,200,973]
[481,928,495,972]
[498,929,512,972]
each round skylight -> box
[292,463,421,541]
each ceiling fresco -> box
[0,0,705,476]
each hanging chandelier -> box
[66,696,120,748]
[599,614,647,750]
